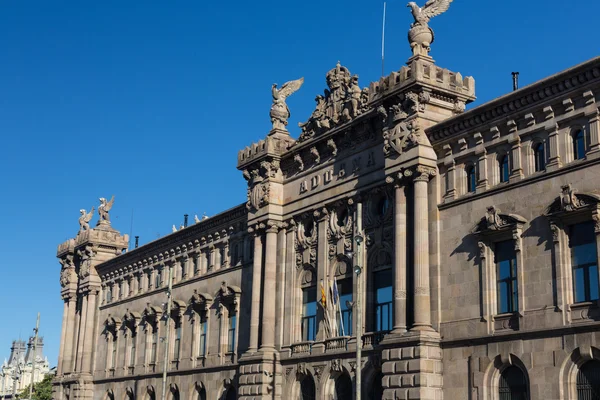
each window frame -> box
[546,185,600,321]
[498,154,510,183]
[465,163,477,194]
[475,206,527,334]
[532,141,546,173]
[572,128,586,161]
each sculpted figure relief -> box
[270,78,304,131]
[407,0,453,56]
[78,207,95,232]
[298,62,370,143]
[98,195,115,225]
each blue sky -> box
[0,0,598,367]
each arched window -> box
[498,366,528,400]
[196,387,207,400]
[573,129,586,160]
[499,155,510,183]
[335,373,353,400]
[300,375,316,400]
[466,165,477,193]
[533,143,546,172]
[577,360,600,399]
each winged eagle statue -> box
[98,195,115,225]
[78,207,95,232]
[270,77,304,132]
[406,0,453,56]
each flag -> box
[320,281,327,308]
[332,278,340,306]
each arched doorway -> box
[196,386,207,400]
[299,374,316,400]
[334,372,353,400]
[577,360,600,399]
[367,371,384,400]
[224,387,236,400]
[499,366,528,400]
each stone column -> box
[283,222,296,346]
[57,297,70,375]
[81,288,99,373]
[260,222,279,352]
[76,293,89,371]
[392,180,407,333]
[412,168,433,331]
[247,228,263,353]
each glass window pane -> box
[498,282,509,314]
[500,156,510,183]
[302,287,317,341]
[574,267,587,303]
[337,279,353,336]
[574,130,585,160]
[589,266,599,301]
[374,269,393,332]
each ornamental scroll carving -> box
[77,245,96,279]
[473,206,527,234]
[545,184,600,216]
[297,62,370,143]
[59,254,76,288]
[243,160,281,212]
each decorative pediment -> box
[297,62,370,143]
[104,314,122,333]
[216,281,241,314]
[474,206,527,235]
[142,303,162,323]
[546,184,600,216]
[189,289,214,313]
[170,299,187,318]
[123,309,141,330]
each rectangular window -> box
[193,257,199,275]
[227,315,236,353]
[570,221,599,303]
[199,321,207,357]
[173,325,181,360]
[301,287,317,341]
[374,269,393,332]
[150,329,158,363]
[337,278,353,336]
[180,260,186,278]
[495,240,518,314]
[130,335,136,367]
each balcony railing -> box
[362,331,388,348]
[325,336,350,352]
[291,341,313,356]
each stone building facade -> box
[52,8,600,400]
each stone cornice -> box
[96,204,247,276]
[427,56,600,143]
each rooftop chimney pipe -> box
[135,236,139,248]
[184,214,189,228]
[512,72,519,91]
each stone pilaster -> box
[547,123,562,171]
[389,175,407,334]
[587,108,600,158]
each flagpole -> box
[381,1,387,77]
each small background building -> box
[0,337,50,398]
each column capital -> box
[405,165,437,183]
[266,221,280,234]
[313,208,330,222]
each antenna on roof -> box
[512,72,520,91]
[381,2,387,77]
[129,208,134,252]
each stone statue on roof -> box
[270,78,304,132]
[97,196,114,225]
[407,0,453,56]
[78,207,94,232]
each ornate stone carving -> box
[77,245,95,279]
[383,115,426,157]
[485,206,502,230]
[327,138,338,157]
[294,154,305,172]
[407,0,453,57]
[298,62,369,142]
[310,146,321,165]
[478,242,486,259]
[270,78,304,131]
[59,254,76,288]
[331,359,342,372]
[97,196,114,225]
[560,184,579,212]
[244,160,281,211]
[78,207,94,232]
[550,223,559,243]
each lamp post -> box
[354,200,364,400]
[160,265,174,400]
